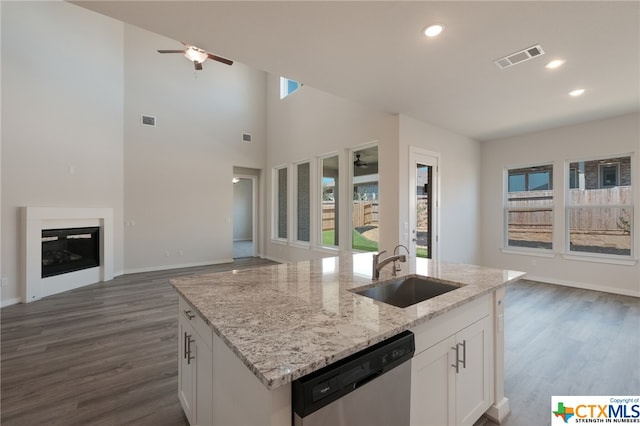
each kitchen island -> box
[170,253,525,426]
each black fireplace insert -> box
[42,227,100,278]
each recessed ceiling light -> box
[424,24,444,37]
[569,89,585,97]
[545,59,565,69]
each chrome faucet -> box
[372,249,407,279]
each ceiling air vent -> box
[494,44,545,69]
[141,115,156,126]
[242,133,252,143]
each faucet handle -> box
[375,250,387,259]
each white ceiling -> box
[72,1,639,141]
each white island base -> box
[177,287,510,426]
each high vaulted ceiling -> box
[72,1,639,141]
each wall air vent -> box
[242,133,252,143]
[141,115,156,126]
[494,44,545,69]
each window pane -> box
[322,156,339,247]
[352,146,379,252]
[569,207,632,256]
[508,174,525,192]
[277,168,287,239]
[297,163,310,242]
[528,171,550,190]
[506,206,553,249]
[569,167,578,189]
[506,164,553,249]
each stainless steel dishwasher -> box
[292,330,415,426]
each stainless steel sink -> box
[352,275,460,308]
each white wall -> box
[480,113,640,296]
[398,115,482,264]
[1,1,125,305]
[265,74,399,262]
[233,179,253,241]
[122,25,267,273]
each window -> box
[352,145,379,252]
[600,163,620,188]
[508,167,551,192]
[280,77,301,99]
[274,166,288,240]
[296,162,311,243]
[505,164,554,250]
[321,155,339,247]
[567,156,632,257]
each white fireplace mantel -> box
[22,207,114,303]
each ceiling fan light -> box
[424,24,444,37]
[185,47,207,63]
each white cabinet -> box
[178,297,213,426]
[410,295,493,426]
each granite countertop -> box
[170,253,525,390]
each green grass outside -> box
[322,229,378,251]
[323,229,429,257]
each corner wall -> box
[122,25,267,273]
[265,74,399,262]
[479,113,640,296]
[398,115,482,264]
[1,1,125,305]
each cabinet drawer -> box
[179,296,213,350]
[412,294,491,355]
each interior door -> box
[409,149,438,260]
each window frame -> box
[272,165,289,243]
[565,155,634,261]
[349,142,380,253]
[317,153,341,251]
[280,77,301,100]
[503,162,555,253]
[292,160,312,247]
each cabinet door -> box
[179,318,195,425]
[193,334,213,426]
[455,316,492,426]
[410,335,456,426]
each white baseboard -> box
[526,274,640,298]
[485,397,510,424]
[1,297,22,308]
[124,259,234,275]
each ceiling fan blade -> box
[194,61,203,71]
[206,53,233,66]
[157,49,186,54]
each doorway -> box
[232,171,258,258]
[409,148,439,260]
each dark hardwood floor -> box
[1,263,638,426]
[1,258,276,426]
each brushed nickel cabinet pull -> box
[186,335,195,365]
[183,332,188,359]
[451,345,460,374]
[460,340,467,369]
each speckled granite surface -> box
[170,253,525,390]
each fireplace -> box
[42,227,100,278]
[23,207,114,303]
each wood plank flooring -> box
[1,258,276,426]
[2,265,638,426]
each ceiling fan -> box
[157,42,233,70]
[354,153,368,168]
